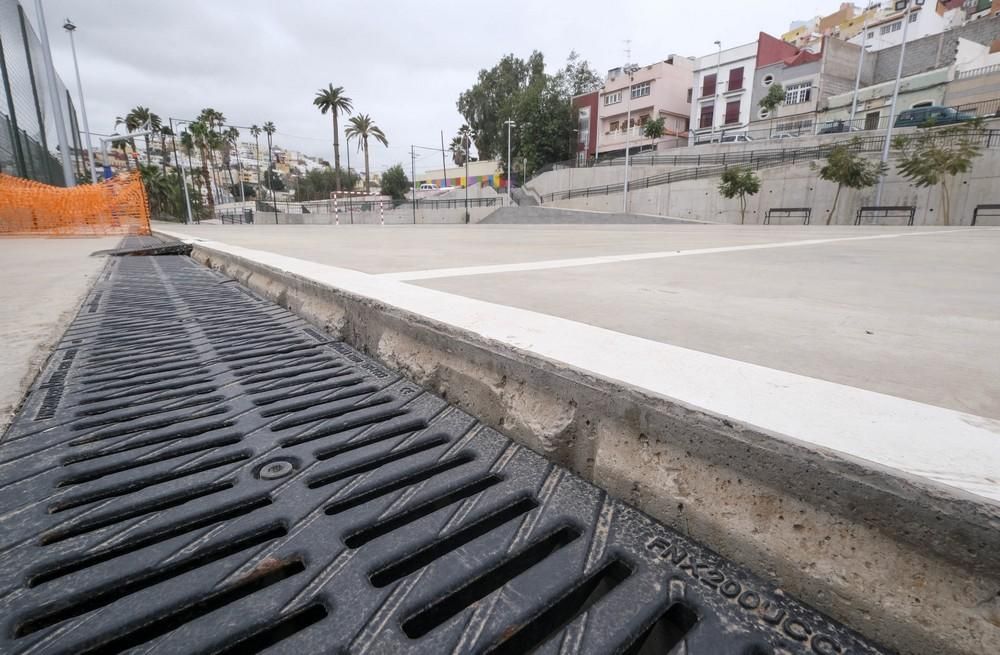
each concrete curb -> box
[158,230,1000,655]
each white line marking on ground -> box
[157,228,1000,504]
[378,228,978,281]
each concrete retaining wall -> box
[546,149,1000,225]
[250,206,497,225]
[178,237,1000,655]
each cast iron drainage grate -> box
[0,255,890,655]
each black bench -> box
[855,206,915,226]
[972,204,1000,226]
[764,207,811,225]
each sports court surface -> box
[158,222,1000,420]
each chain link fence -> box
[0,0,82,185]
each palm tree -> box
[159,125,174,169]
[120,106,161,164]
[198,108,226,203]
[262,121,276,198]
[345,114,388,194]
[249,124,262,193]
[188,120,216,208]
[313,85,353,195]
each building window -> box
[911,101,933,108]
[631,81,651,99]
[867,31,874,39]
[784,81,813,105]
[909,11,918,23]
[609,120,620,132]
[699,104,714,129]
[724,100,741,125]
[864,111,880,131]
[702,73,717,98]
[762,74,775,87]
[604,91,622,105]
[639,114,650,125]
[728,67,744,92]
[880,21,901,35]
[758,107,770,119]
[686,87,692,103]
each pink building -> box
[593,55,694,158]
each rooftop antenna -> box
[624,39,632,65]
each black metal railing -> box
[537,130,1000,204]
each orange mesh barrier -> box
[0,173,151,237]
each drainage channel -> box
[0,253,890,655]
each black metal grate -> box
[0,255,891,655]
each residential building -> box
[750,38,869,136]
[824,11,1000,126]
[782,3,873,51]
[847,1,966,52]
[416,159,503,190]
[573,91,598,163]
[689,33,799,143]
[596,55,694,158]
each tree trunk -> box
[363,137,371,194]
[333,113,342,194]
[740,194,746,224]
[144,134,152,165]
[940,181,950,226]
[200,146,214,208]
[827,184,842,225]
[161,135,168,168]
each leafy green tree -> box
[345,114,388,194]
[249,124,263,190]
[138,163,170,216]
[313,85,354,194]
[263,166,284,192]
[230,181,256,199]
[293,168,360,200]
[187,120,217,207]
[380,164,410,203]
[818,139,886,224]
[159,125,174,169]
[642,117,665,151]
[514,75,575,173]
[555,50,603,96]
[758,83,785,114]
[718,166,761,224]
[457,51,545,159]
[892,120,983,226]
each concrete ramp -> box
[479,206,702,224]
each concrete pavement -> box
[0,237,119,433]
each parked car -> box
[719,134,752,143]
[418,183,439,191]
[818,120,859,134]
[894,106,975,128]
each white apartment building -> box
[688,41,758,143]
[595,55,694,156]
[848,1,965,52]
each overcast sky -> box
[27,0,834,174]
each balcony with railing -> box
[956,63,1000,80]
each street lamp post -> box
[848,25,871,130]
[169,118,194,224]
[875,0,919,206]
[345,134,354,224]
[63,19,96,184]
[622,64,640,213]
[34,0,74,186]
[504,119,516,204]
[710,40,722,142]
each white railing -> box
[957,63,1000,80]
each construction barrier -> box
[0,173,151,237]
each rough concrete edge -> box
[176,235,999,655]
[0,252,114,438]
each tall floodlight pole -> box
[504,119,515,204]
[464,132,470,219]
[848,25,870,130]
[34,0,74,186]
[875,0,918,206]
[411,146,417,224]
[63,19,96,183]
[345,134,354,224]
[622,64,639,213]
[709,41,722,142]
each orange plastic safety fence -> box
[0,173,151,237]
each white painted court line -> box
[158,228,1000,505]
[378,228,977,281]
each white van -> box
[418,183,439,191]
